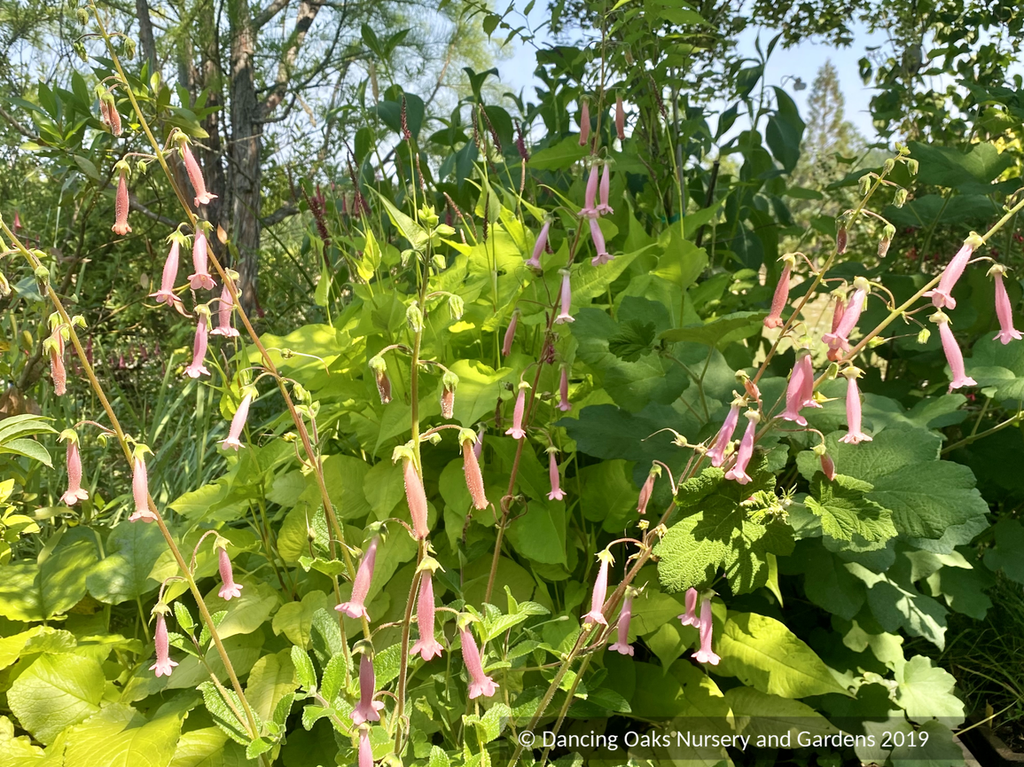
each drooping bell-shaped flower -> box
[210,284,240,337]
[337,537,379,619]
[579,166,599,218]
[461,626,498,699]
[150,236,183,307]
[934,311,977,393]
[505,383,529,440]
[677,588,699,627]
[764,254,796,329]
[411,569,444,661]
[351,653,386,724]
[578,100,590,148]
[219,392,253,451]
[183,310,211,379]
[692,597,721,666]
[527,222,550,270]
[61,434,89,506]
[608,590,634,656]
[725,411,760,485]
[461,429,488,510]
[47,329,66,396]
[990,265,1022,345]
[707,398,742,467]
[400,454,430,539]
[546,450,565,501]
[358,726,373,767]
[180,141,218,209]
[589,218,613,266]
[369,356,391,405]
[637,466,658,515]
[112,166,132,236]
[582,552,612,626]
[129,455,158,522]
[188,230,216,291]
[555,272,574,323]
[925,234,982,310]
[796,350,820,411]
[502,312,519,357]
[440,371,458,419]
[217,546,243,600]
[150,612,178,678]
[558,367,572,412]
[823,278,869,355]
[597,165,613,216]
[615,95,626,141]
[781,350,815,426]
[839,367,872,444]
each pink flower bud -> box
[183,312,211,379]
[546,451,565,501]
[351,653,385,724]
[818,448,836,480]
[991,266,1022,345]
[440,372,457,419]
[461,627,498,699]
[48,331,66,396]
[210,284,239,337]
[505,386,528,440]
[181,143,217,208]
[935,314,977,393]
[462,434,488,510]
[555,273,574,324]
[579,166,599,218]
[410,570,444,661]
[926,238,979,310]
[150,613,178,677]
[836,227,847,254]
[589,218,612,266]
[677,588,699,627]
[764,256,795,329]
[112,170,131,236]
[402,458,430,539]
[706,401,740,468]
[62,439,89,506]
[725,411,759,485]
[692,597,720,665]
[527,222,549,270]
[129,457,158,523]
[578,100,590,147]
[839,370,872,444]
[188,231,216,291]
[557,367,572,412]
[615,95,626,141]
[337,536,379,619]
[217,547,243,600]
[369,357,391,404]
[608,591,634,656]
[150,239,182,307]
[219,393,253,451]
[637,468,657,515]
[596,165,614,215]
[582,555,611,626]
[502,312,519,357]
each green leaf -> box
[0,535,97,622]
[894,655,965,723]
[428,745,451,767]
[203,581,279,640]
[320,654,347,704]
[290,646,317,691]
[969,336,1024,400]
[86,522,164,604]
[271,591,329,649]
[246,651,298,723]
[63,703,184,767]
[716,612,849,698]
[724,687,839,740]
[371,191,429,252]
[983,519,1024,584]
[169,726,247,767]
[846,559,947,649]
[796,543,866,621]
[804,474,897,548]
[527,136,589,170]
[659,311,768,348]
[765,87,805,173]
[8,653,106,744]
[446,359,515,426]
[506,501,566,565]
[651,228,707,290]
[909,140,1015,192]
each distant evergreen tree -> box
[793,59,862,191]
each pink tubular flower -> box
[502,312,519,357]
[823,280,868,355]
[555,273,574,323]
[505,385,528,440]
[351,653,385,724]
[692,597,721,665]
[129,456,158,522]
[615,95,626,141]
[637,468,657,515]
[558,367,572,412]
[547,451,565,501]
[781,351,813,426]
[358,726,373,767]
[112,169,131,236]
[725,411,760,485]
[527,222,550,270]
[210,284,239,337]
[764,255,795,329]
[150,613,178,678]
[183,311,211,379]
[925,236,981,310]
[217,547,243,600]
[219,392,253,450]
[578,100,590,148]
[990,265,1022,345]
[402,457,430,539]
[608,590,634,656]
[462,431,488,510]
[706,400,741,468]
[934,313,977,393]
[597,165,613,216]
[589,218,613,266]
[188,230,216,291]
[411,570,444,661]
[150,238,182,306]
[48,330,66,396]
[181,142,217,208]
[337,537,379,619]
[678,588,699,627]
[579,166,599,218]
[461,627,498,699]
[839,368,872,444]
[582,554,611,626]
[796,351,820,411]
[62,438,89,506]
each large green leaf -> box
[804,474,897,550]
[0,535,97,622]
[847,559,947,649]
[169,726,248,767]
[63,703,183,767]
[86,522,164,605]
[893,656,964,723]
[659,311,767,348]
[8,653,106,744]
[246,651,298,723]
[724,687,839,740]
